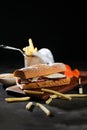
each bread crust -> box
[14,63,66,79]
[21,77,70,89]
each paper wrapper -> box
[24,55,45,67]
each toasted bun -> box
[14,63,66,79]
[21,77,70,90]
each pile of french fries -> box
[23,38,38,55]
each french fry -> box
[5,97,30,103]
[64,94,87,97]
[45,98,53,104]
[41,88,72,101]
[36,103,51,116]
[50,94,58,99]
[26,102,33,110]
[46,94,58,104]
[24,90,44,95]
[28,38,34,51]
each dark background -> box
[0,5,87,69]
[1,5,87,130]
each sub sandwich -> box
[13,63,80,99]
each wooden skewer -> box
[5,97,30,102]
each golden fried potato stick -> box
[36,103,51,116]
[5,97,30,103]
[41,88,72,101]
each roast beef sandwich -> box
[13,63,71,89]
[13,63,83,99]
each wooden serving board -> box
[5,71,87,100]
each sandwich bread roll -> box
[14,63,66,79]
[13,63,71,91]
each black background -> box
[0,4,87,69]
